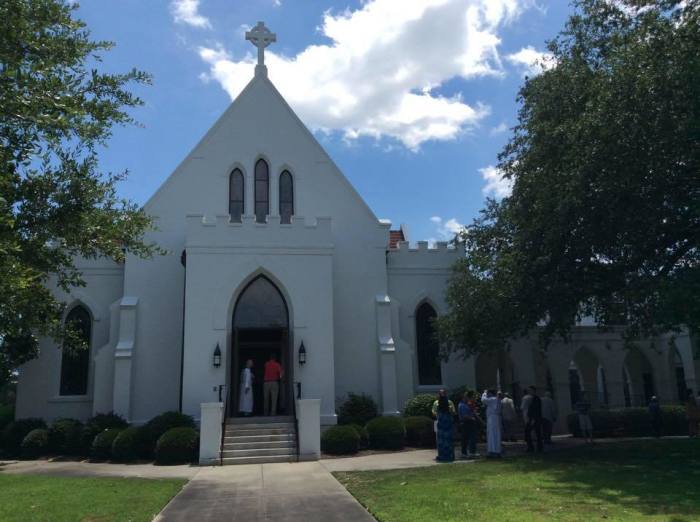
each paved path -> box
[0,459,197,479]
[155,461,375,522]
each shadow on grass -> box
[501,439,700,518]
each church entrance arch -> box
[231,275,291,417]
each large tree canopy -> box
[438,0,700,355]
[0,0,158,383]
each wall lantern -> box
[213,343,222,368]
[298,341,307,365]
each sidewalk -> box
[0,458,197,479]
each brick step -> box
[221,455,296,465]
[224,433,295,443]
[223,440,295,451]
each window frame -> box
[59,304,92,397]
[278,170,294,224]
[229,168,245,222]
[415,302,442,386]
[254,158,270,223]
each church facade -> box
[15,25,700,437]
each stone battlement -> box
[387,240,464,269]
[185,214,333,249]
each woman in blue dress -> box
[432,389,456,462]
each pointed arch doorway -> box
[231,275,291,417]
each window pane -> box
[229,169,244,222]
[254,160,269,223]
[279,171,293,224]
[416,303,441,385]
[60,306,91,396]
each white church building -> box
[15,23,700,461]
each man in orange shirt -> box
[263,353,284,416]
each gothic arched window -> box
[254,159,269,223]
[279,170,294,224]
[416,302,441,385]
[60,305,91,396]
[229,168,244,222]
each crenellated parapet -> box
[185,214,333,250]
[387,240,464,271]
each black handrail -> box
[292,381,301,462]
[219,384,229,466]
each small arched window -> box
[279,170,294,224]
[60,305,91,396]
[254,159,269,223]
[416,302,441,385]
[229,168,244,222]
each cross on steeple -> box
[246,21,276,76]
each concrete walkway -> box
[155,461,375,522]
[0,459,197,479]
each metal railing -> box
[292,381,301,462]
[219,384,229,466]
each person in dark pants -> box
[524,385,543,453]
[458,391,479,458]
[648,396,662,438]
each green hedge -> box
[337,393,378,426]
[1,418,47,457]
[81,413,128,455]
[403,394,435,418]
[154,427,199,465]
[0,404,14,432]
[348,424,369,449]
[321,425,360,455]
[90,428,125,461]
[112,426,150,462]
[144,412,195,456]
[567,406,687,438]
[366,416,405,450]
[404,416,435,447]
[21,428,50,459]
[48,418,83,455]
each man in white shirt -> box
[500,393,517,442]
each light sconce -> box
[213,343,222,368]
[298,341,307,365]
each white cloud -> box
[430,216,465,241]
[197,0,534,150]
[479,165,512,198]
[506,45,555,76]
[170,0,211,29]
[490,122,508,135]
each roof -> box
[388,229,405,249]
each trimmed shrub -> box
[348,424,369,449]
[403,394,436,418]
[154,427,199,465]
[0,404,14,431]
[321,425,360,455]
[112,426,150,462]
[337,393,378,426]
[144,411,196,455]
[1,418,47,457]
[567,406,687,438]
[404,416,435,447]
[48,418,84,455]
[366,416,405,450]
[21,428,50,459]
[80,412,128,455]
[90,428,125,461]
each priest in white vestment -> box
[239,359,254,416]
[481,389,502,457]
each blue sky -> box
[75,0,572,243]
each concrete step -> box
[227,416,293,425]
[225,423,294,431]
[222,447,297,458]
[223,440,295,451]
[224,427,293,436]
[224,433,296,444]
[221,454,296,465]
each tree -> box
[437,0,700,356]
[0,0,158,384]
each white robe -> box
[481,392,502,454]
[239,368,253,413]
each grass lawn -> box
[0,473,186,522]
[335,439,700,522]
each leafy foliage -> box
[404,416,435,448]
[154,427,199,465]
[0,404,14,432]
[20,428,49,459]
[337,393,378,426]
[1,417,46,456]
[366,416,405,450]
[0,0,159,385]
[111,425,150,462]
[321,425,360,455]
[48,418,83,455]
[348,424,370,449]
[144,411,195,456]
[437,0,700,355]
[81,412,127,455]
[90,428,124,461]
[402,394,436,418]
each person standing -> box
[481,389,502,458]
[432,389,456,462]
[648,396,662,438]
[239,359,254,416]
[458,391,479,458]
[524,385,543,452]
[575,392,594,444]
[685,391,700,438]
[501,392,517,442]
[263,354,284,416]
[541,391,558,444]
